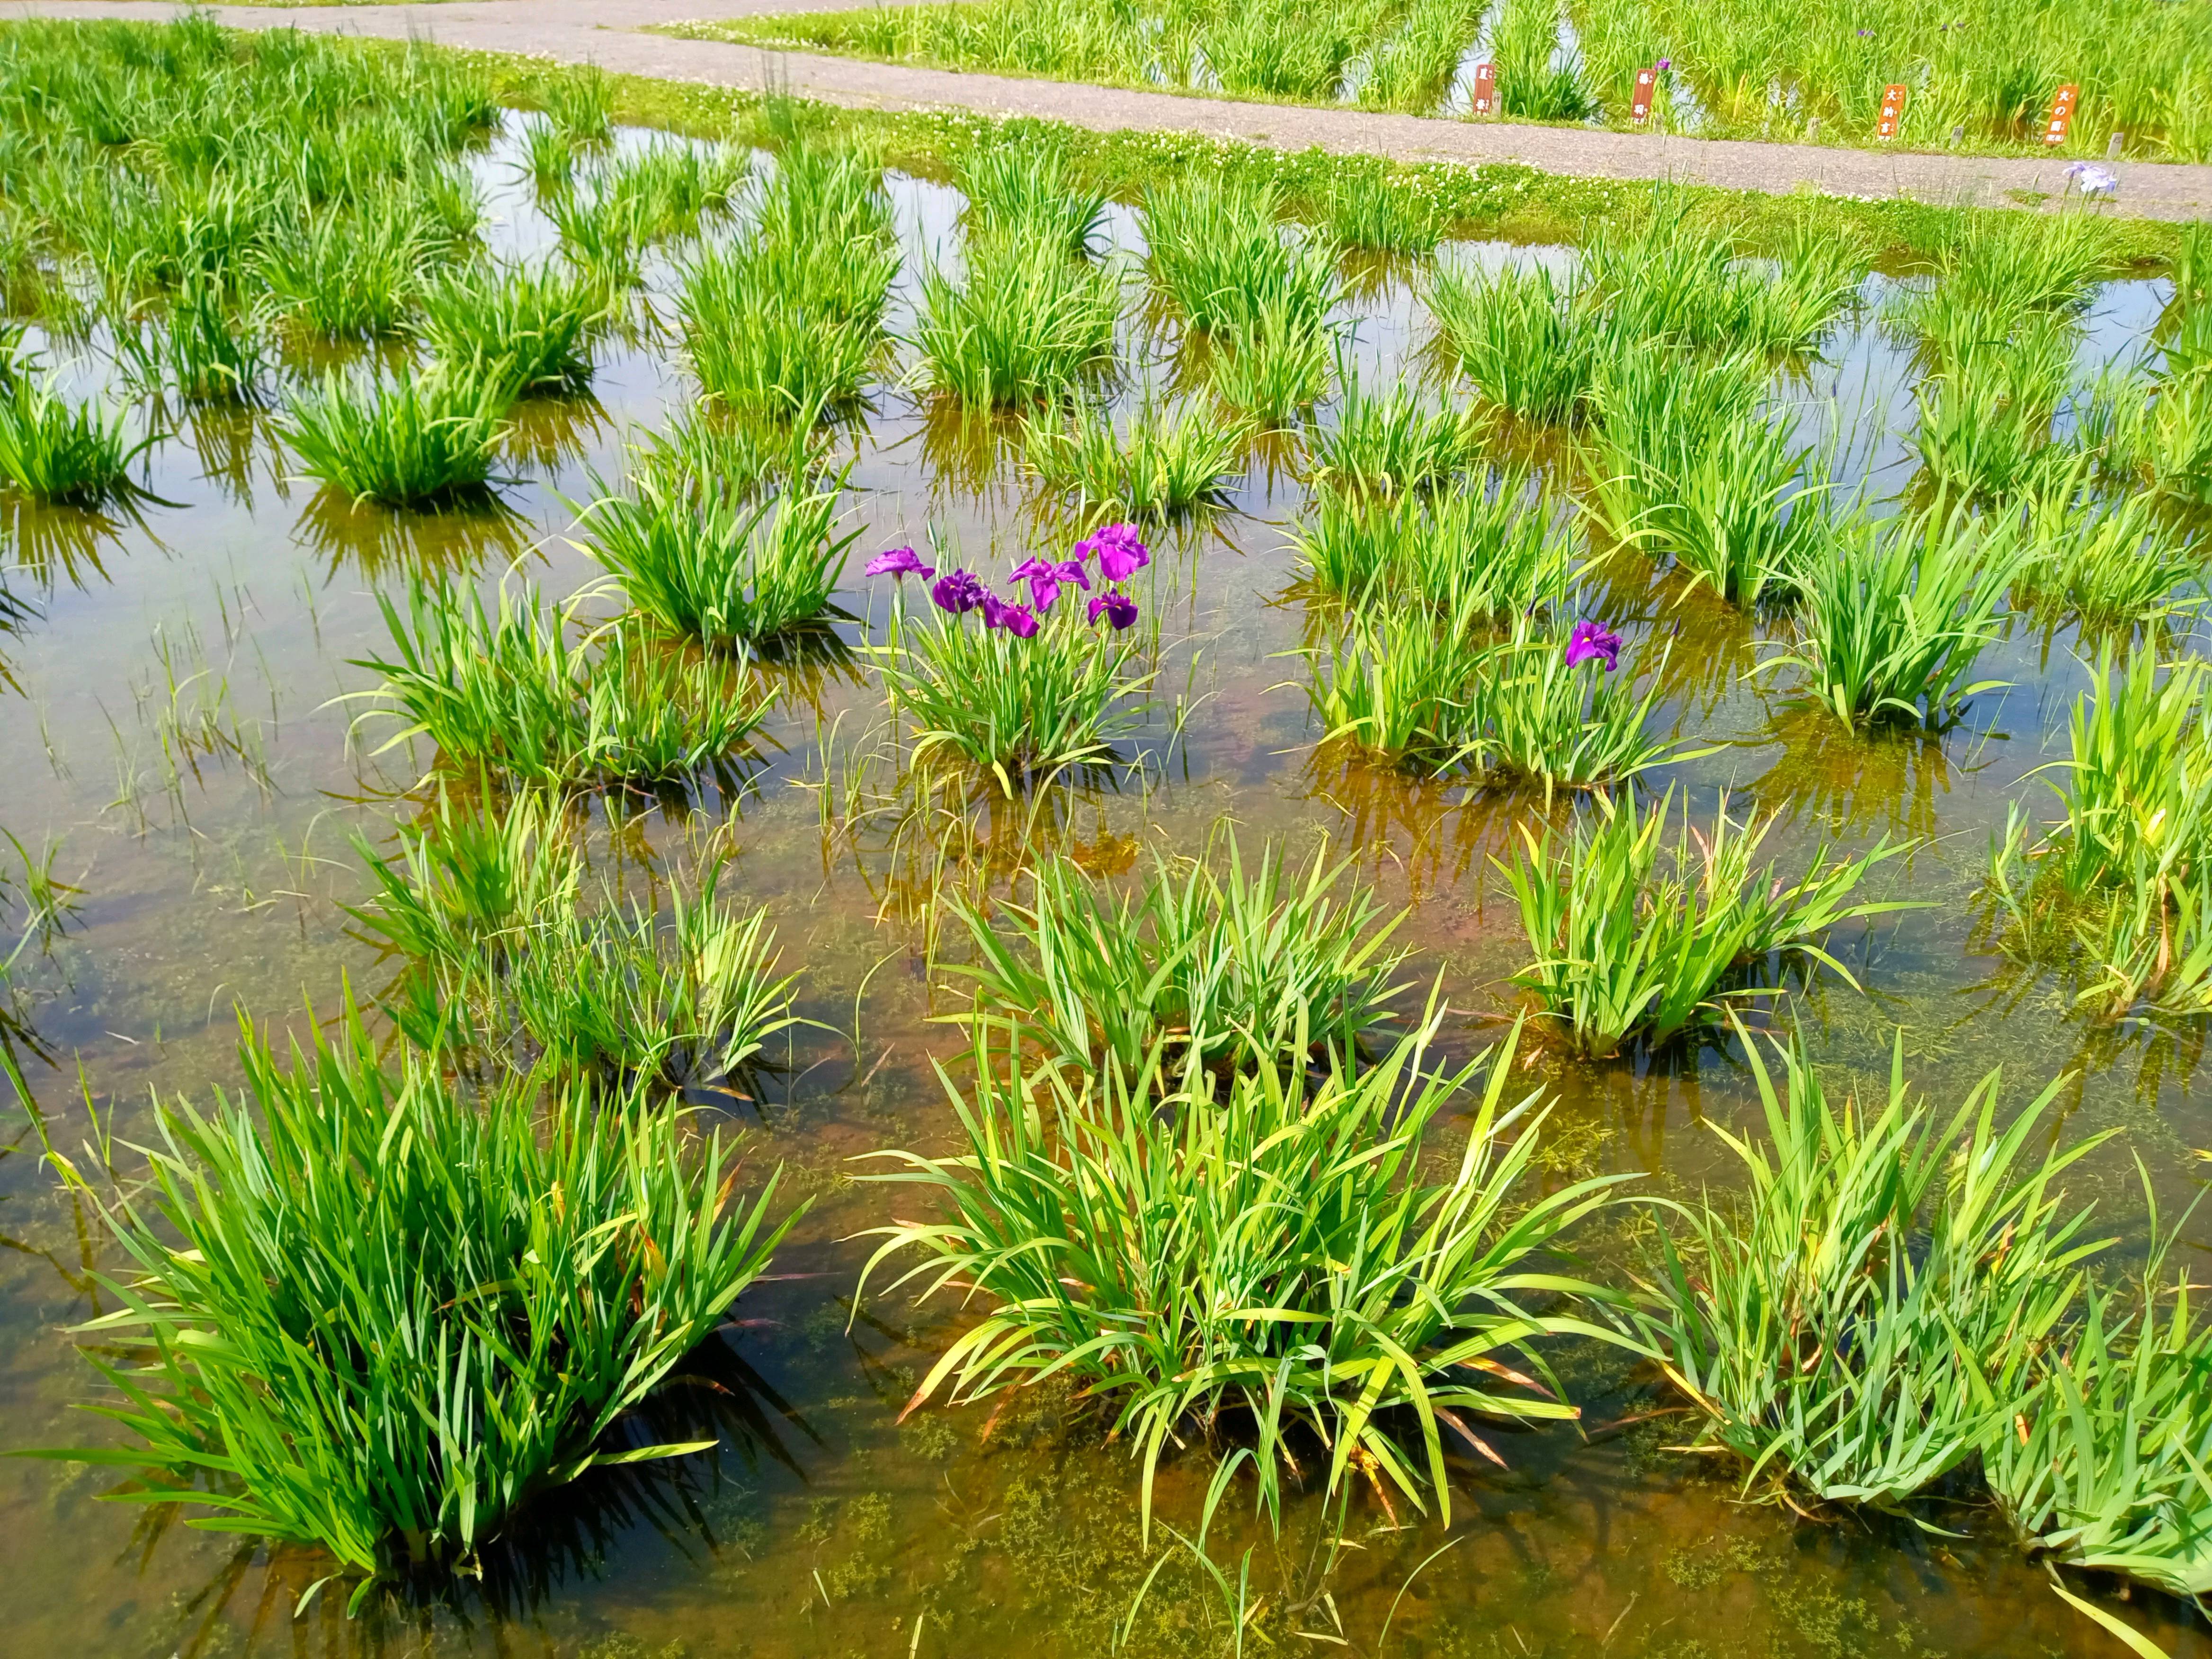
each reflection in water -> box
[1299,740,1516,902]
[501,390,615,477]
[2066,1012,2211,1106]
[1640,588,1765,725]
[274,330,420,385]
[1752,705,1958,841]
[0,571,36,693]
[177,405,281,510]
[2020,594,2203,667]
[1567,537,1664,629]
[1335,246,1423,307]
[825,750,1143,934]
[293,485,538,582]
[615,750,776,826]
[1955,899,2212,1109]
[913,398,1029,504]
[1,493,130,589]
[750,627,865,722]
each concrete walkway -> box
[14,0,2212,221]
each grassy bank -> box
[658,0,2211,162]
[405,37,2191,268]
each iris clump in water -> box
[27,1005,806,1604]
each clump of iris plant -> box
[1476,615,1687,799]
[865,522,1157,787]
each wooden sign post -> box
[1630,66,1658,123]
[1875,82,1908,139]
[1471,62,1498,117]
[2042,83,2079,144]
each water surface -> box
[0,114,2206,1659]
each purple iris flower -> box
[2066,161,2118,197]
[1656,56,1671,69]
[1088,591,1139,631]
[1563,619,1622,672]
[1077,522,1150,582]
[979,592,1044,636]
[931,569,988,615]
[865,545,935,580]
[1011,556,1090,611]
[1009,557,1051,603]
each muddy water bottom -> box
[0,112,2206,1659]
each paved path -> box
[14,0,2212,220]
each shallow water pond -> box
[0,112,2206,1659]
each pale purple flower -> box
[1563,619,1622,672]
[1088,591,1139,631]
[931,569,988,614]
[865,545,935,580]
[1011,555,1090,611]
[2066,161,2118,197]
[1077,522,1150,583]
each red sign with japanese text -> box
[2042,83,2079,144]
[1876,83,1908,139]
[1631,67,1658,122]
[1472,62,1497,116]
